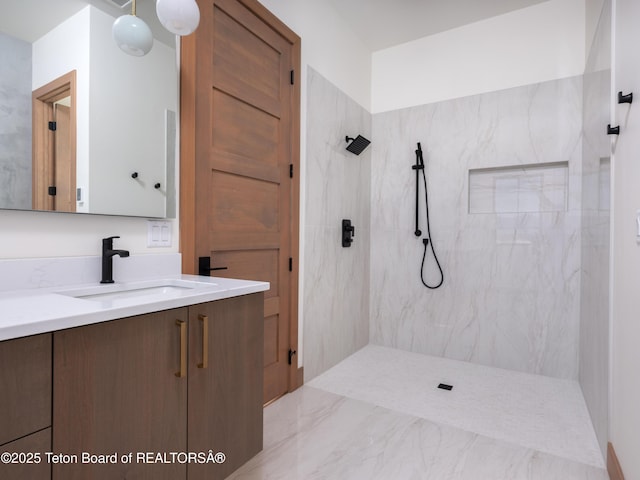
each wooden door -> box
[53,103,76,212]
[32,70,76,212]
[187,294,263,480]
[53,309,188,480]
[181,0,301,404]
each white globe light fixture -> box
[156,0,201,36]
[113,0,153,57]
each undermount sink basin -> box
[56,279,216,302]
[72,285,192,301]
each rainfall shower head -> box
[345,135,371,155]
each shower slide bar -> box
[412,143,424,237]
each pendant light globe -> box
[156,0,201,36]
[112,14,153,56]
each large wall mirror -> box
[0,0,178,218]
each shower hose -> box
[413,142,444,289]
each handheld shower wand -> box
[413,142,444,289]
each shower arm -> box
[412,143,425,236]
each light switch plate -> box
[147,220,172,247]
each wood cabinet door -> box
[0,428,51,480]
[53,309,189,480]
[0,333,51,446]
[187,293,264,480]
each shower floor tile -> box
[307,345,604,468]
[228,386,608,480]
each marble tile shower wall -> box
[579,0,611,458]
[371,76,583,379]
[304,68,371,380]
[0,32,32,210]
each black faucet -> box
[101,236,130,284]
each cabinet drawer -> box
[0,334,52,445]
[0,427,51,480]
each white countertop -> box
[0,275,269,341]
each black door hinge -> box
[290,70,294,85]
[288,257,293,272]
[48,186,57,196]
[48,121,57,131]
[289,164,293,178]
[288,348,297,365]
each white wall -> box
[372,0,585,113]
[257,0,371,111]
[0,208,170,258]
[611,0,640,477]
[586,0,606,56]
[89,7,177,217]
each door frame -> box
[32,70,77,212]
[179,0,302,391]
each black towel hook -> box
[618,91,633,104]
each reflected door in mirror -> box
[32,71,76,213]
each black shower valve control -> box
[342,219,355,247]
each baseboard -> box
[608,442,625,480]
[296,366,304,389]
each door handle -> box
[175,320,187,378]
[198,256,228,276]
[197,314,209,369]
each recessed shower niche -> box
[468,162,569,214]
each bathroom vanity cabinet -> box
[0,334,53,480]
[0,292,263,480]
[53,307,189,480]
[53,292,264,480]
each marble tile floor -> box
[229,345,608,480]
